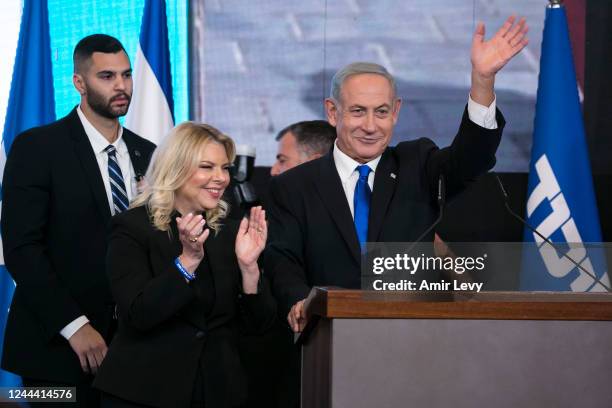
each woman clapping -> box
[95,122,275,408]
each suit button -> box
[195,331,205,339]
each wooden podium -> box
[298,288,612,408]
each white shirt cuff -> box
[467,94,498,129]
[60,316,89,340]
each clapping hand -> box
[235,206,267,293]
[177,213,209,272]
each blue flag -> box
[125,0,174,145]
[0,0,56,386]
[520,3,609,292]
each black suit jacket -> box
[93,206,276,408]
[1,108,155,382]
[265,107,505,314]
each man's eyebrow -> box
[346,103,391,110]
[95,69,132,75]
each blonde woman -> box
[94,122,275,408]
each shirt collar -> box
[332,140,383,183]
[77,105,125,155]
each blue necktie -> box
[354,165,372,250]
[105,145,129,214]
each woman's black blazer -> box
[94,205,276,408]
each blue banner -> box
[521,4,609,291]
[0,0,56,386]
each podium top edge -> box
[312,288,612,302]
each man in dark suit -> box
[1,34,155,406]
[265,16,529,332]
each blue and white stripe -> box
[125,0,174,145]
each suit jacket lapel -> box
[68,108,112,223]
[368,148,398,242]
[314,152,361,264]
[123,129,150,178]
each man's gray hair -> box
[329,62,397,102]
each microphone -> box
[231,145,259,212]
[494,173,611,292]
[404,174,446,254]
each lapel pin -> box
[390,173,396,179]
[134,150,141,157]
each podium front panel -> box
[302,318,612,408]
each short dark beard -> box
[85,84,131,119]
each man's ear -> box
[324,98,339,127]
[73,73,86,95]
[392,98,402,125]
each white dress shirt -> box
[77,106,138,211]
[60,107,137,340]
[334,95,498,218]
